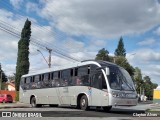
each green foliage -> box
[95,48,110,61]
[16,91,19,101]
[0,63,7,82]
[114,37,126,57]
[1,82,6,90]
[114,56,135,76]
[94,37,158,100]
[143,76,158,100]
[15,19,31,91]
[133,67,143,93]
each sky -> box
[0,0,160,86]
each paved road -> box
[0,103,159,120]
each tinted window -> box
[78,66,88,76]
[61,70,70,86]
[91,72,106,89]
[90,64,98,73]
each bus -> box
[19,60,138,111]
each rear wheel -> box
[31,97,42,107]
[103,106,112,112]
[80,95,89,110]
[2,100,5,103]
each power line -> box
[1,1,94,59]
[0,19,80,62]
[0,21,80,62]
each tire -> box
[31,97,42,107]
[2,100,5,103]
[31,97,36,107]
[80,95,89,110]
[103,106,112,112]
[49,104,58,107]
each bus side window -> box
[26,77,31,89]
[91,73,106,89]
[23,78,27,90]
[91,73,100,89]
[68,69,74,86]
[90,64,98,74]
[54,71,60,87]
[31,76,36,89]
[35,75,40,89]
[77,66,90,86]
[75,68,78,76]
[44,73,49,87]
[61,70,70,86]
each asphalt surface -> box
[0,102,159,119]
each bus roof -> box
[22,60,118,77]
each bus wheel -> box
[49,104,58,107]
[103,106,112,112]
[31,97,37,107]
[80,95,89,110]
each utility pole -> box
[37,47,52,68]
[46,47,52,68]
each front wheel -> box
[80,95,89,110]
[103,106,112,112]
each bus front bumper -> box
[109,97,138,106]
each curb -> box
[0,104,31,109]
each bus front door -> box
[91,72,108,106]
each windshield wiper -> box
[121,78,135,91]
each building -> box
[5,81,15,91]
[153,86,160,104]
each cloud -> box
[26,2,39,13]
[127,49,160,63]
[39,0,160,38]
[127,49,160,85]
[2,64,16,75]
[0,9,56,76]
[138,38,156,46]
[9,0,23,9]
[154,26,160,35]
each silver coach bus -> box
[19,60,138,111]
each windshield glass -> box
[107,66,135,91]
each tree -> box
[143,76,158,100]
[95,48,110,61]
[133,67,143,94]
[114,37,126,57]
[0,63,7,82]
[114,56,134,76]
[15,19,31,91]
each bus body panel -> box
[19,60,138,108]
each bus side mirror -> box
[105,68,110,75]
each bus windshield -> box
[107,66,135,91]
